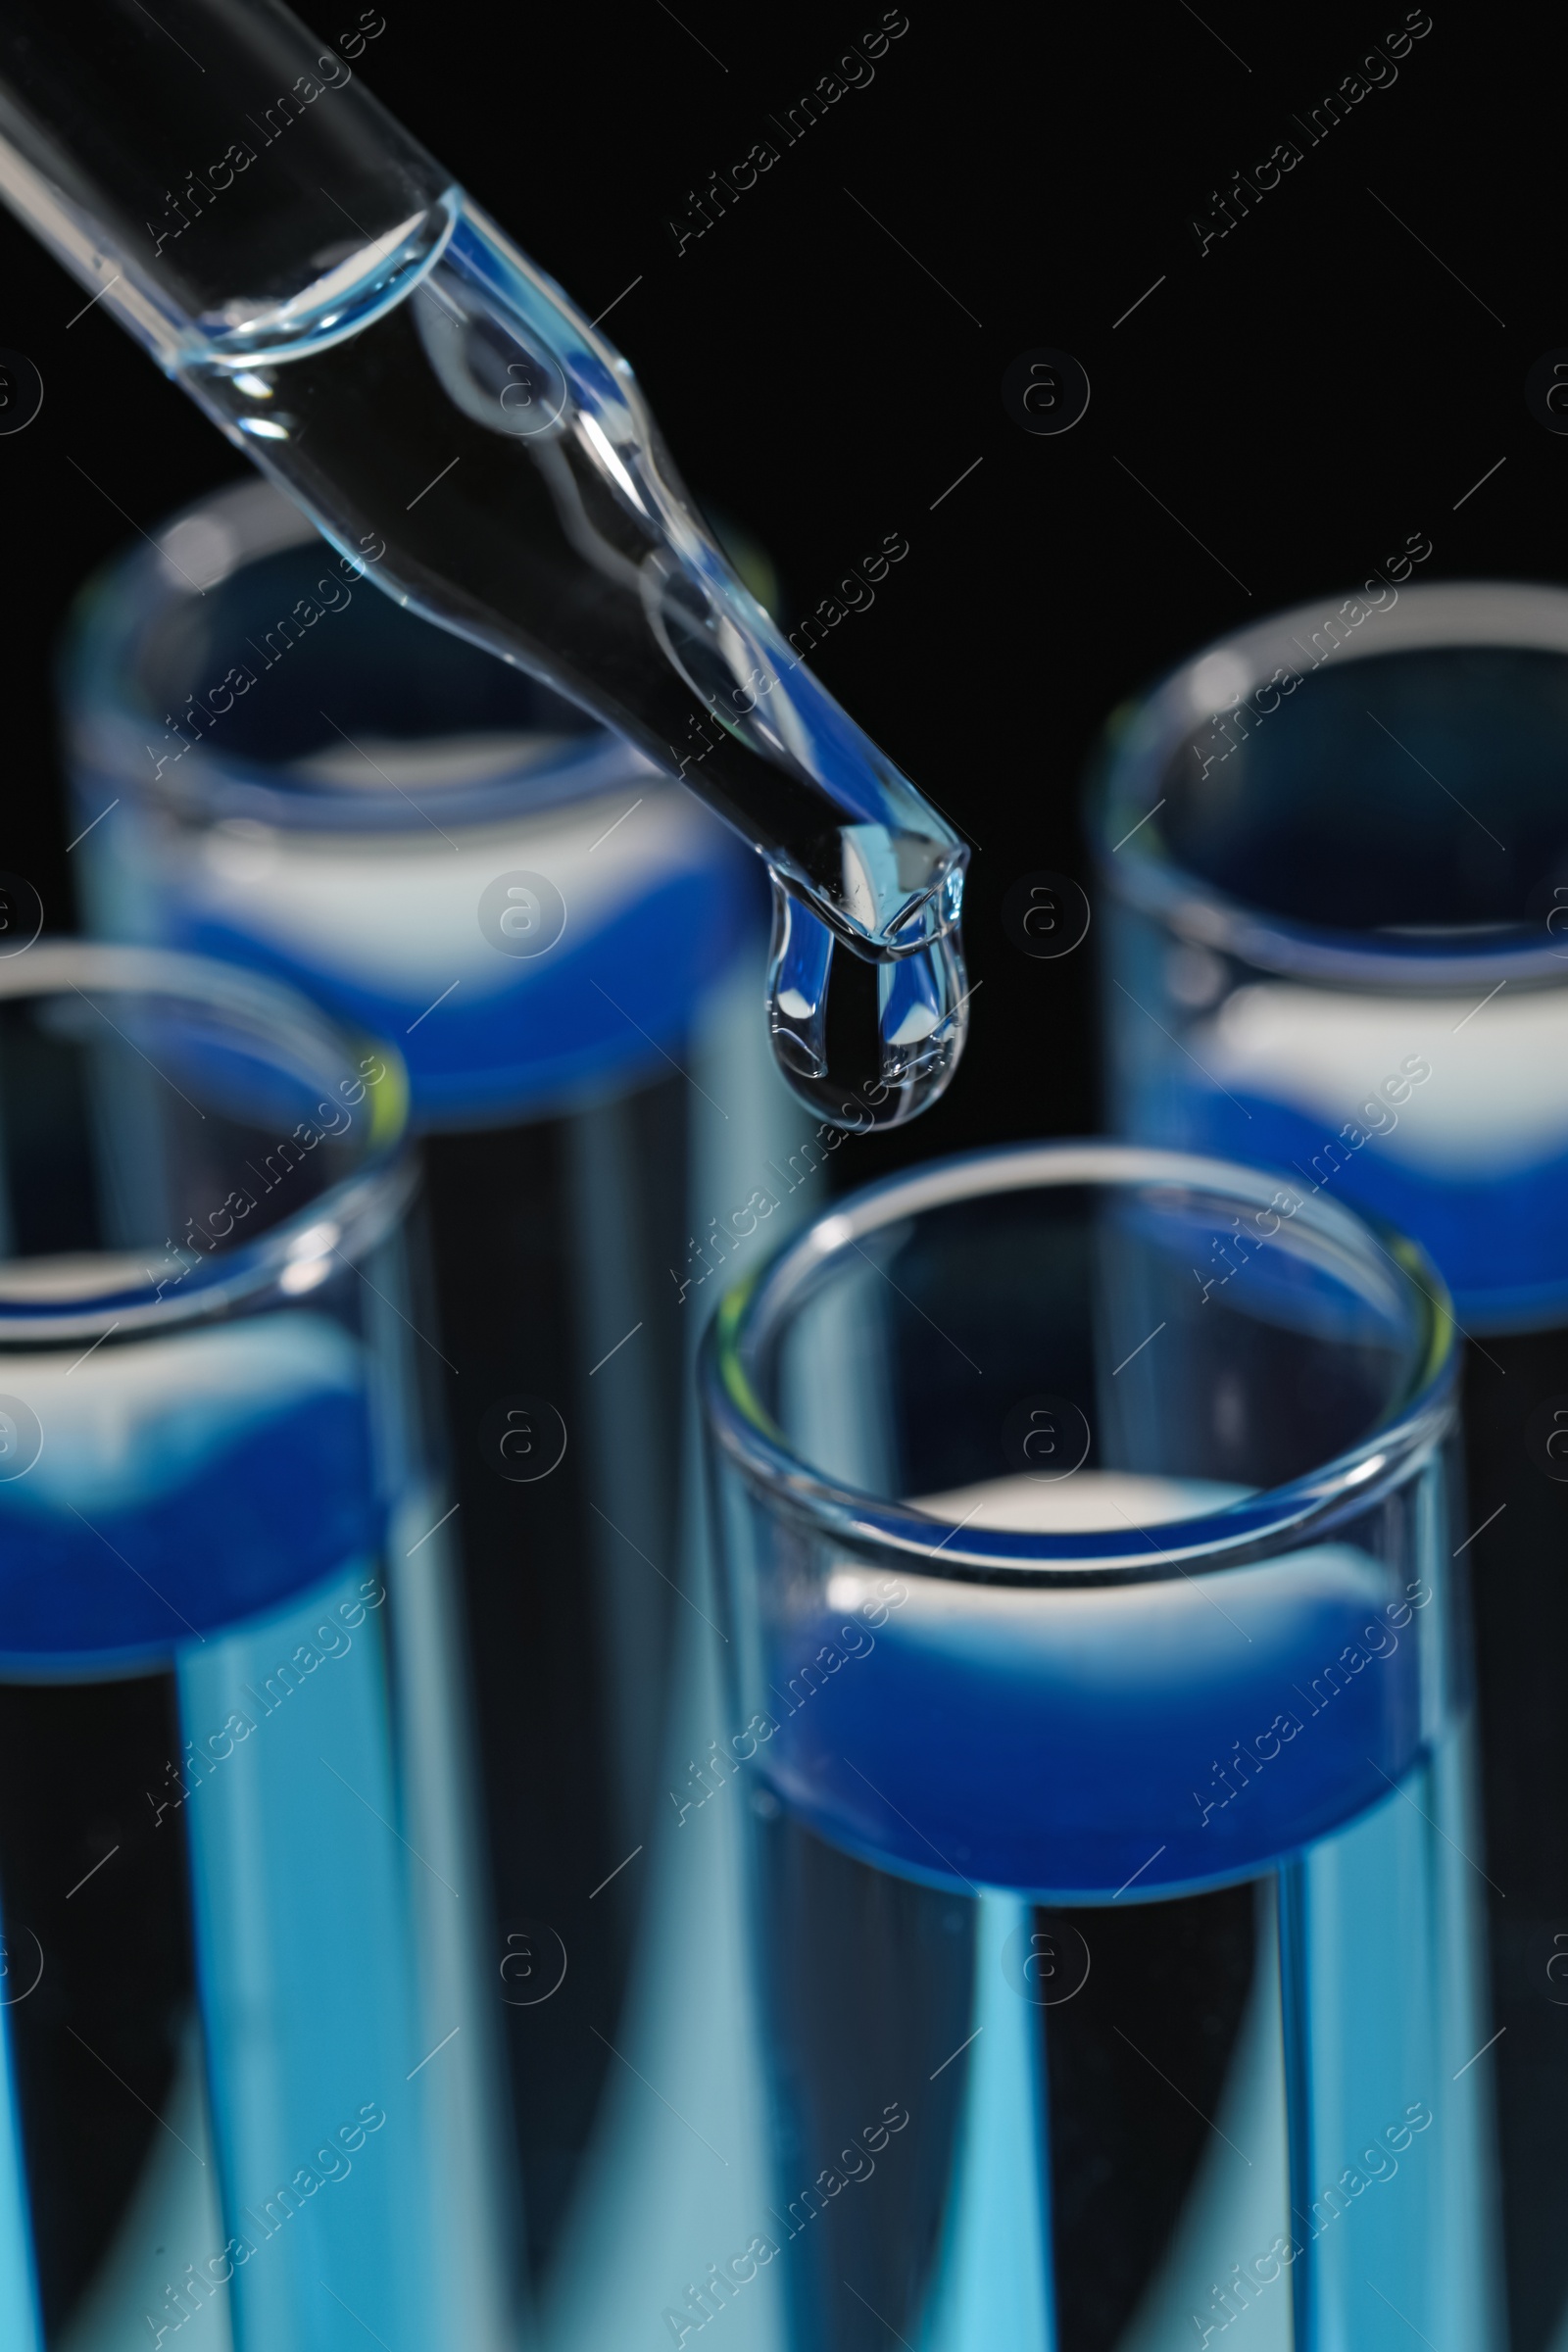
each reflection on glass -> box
[0,945,503,2352]
[1091,582,1568,2351]
[704,1144,1499,2352]
[64,484,808,2350]
[0,1,968,1122]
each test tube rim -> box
[62,476,662,840]
[702,1137,1455,1585]
[0,939,413,1343]
[1088,576,1568,991]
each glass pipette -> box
[0,0,969,1125]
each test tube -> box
[62,476,814,2346]
[703,1142,1498,2352]
[0,943,502,2352]
[1089,578,1568,2351]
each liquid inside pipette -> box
[176,192,969,1128]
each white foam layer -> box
[830,1540,1390,1678]
[818,1475,1394,1695]
[288,729,584,788]
[1195,980,1568,1175]
[186,779,727,997]
[910,1469,1252,1533]
[0,1312,362,1510]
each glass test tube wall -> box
[1090,579,1568,2352]
[63,478,811,2350]
[703,1144,1497,2352]
[0,946,491,2352]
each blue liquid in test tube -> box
[64,481,812,2349]
[1091,583,1568,2351]
[704,1147,1501,2352]
[0,947,479,2352]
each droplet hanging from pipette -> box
[143,177,976,1117]
[765,874,969,1129]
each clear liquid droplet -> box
[765,874,968,1129]
[174,195,974,1119]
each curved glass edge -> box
[190,190,458,368]
[167,186,963,961]
[0,130,453,375]
[0,1548,385,1687]
[60,475,661,839]
[1087,577,1568,991]
[702,1140,1458,1582]
[0,944,412,1343]
[448,195,968,940]
[762,1783,1372,1911]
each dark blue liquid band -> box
[753,1539,1432,1901]
[0,1320,377,1666]
[165,851,759,1126]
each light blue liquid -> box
[727,1213,1499,2349]
[175,1561,439,2352]
[67,477,799,2348]
[749,1653,1495,2352]
[1094,623,1568,2347]
[0,1312,468,2352]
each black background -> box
[0,0,1556,1174]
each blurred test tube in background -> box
[0,944,485,2352]
[1091,579,1568,2352]
[62,479,815,2350]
